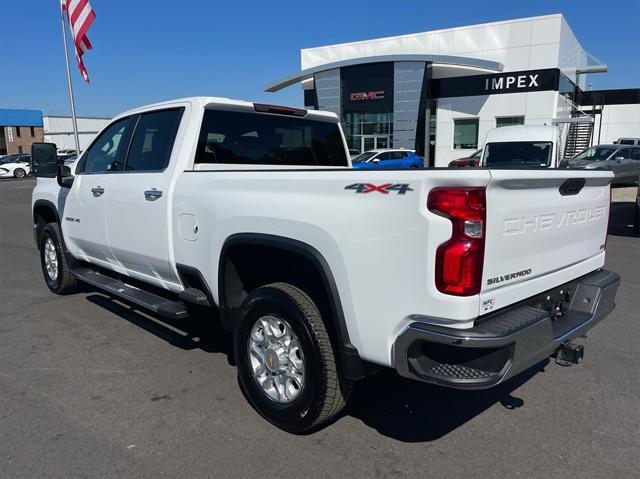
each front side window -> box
[453,119,478,149]
[614,148,632,159]
[82,117,134,173]
[125,108,183,172]
[352,152,376,163]
[195,109,348,167]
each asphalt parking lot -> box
[1,178,639,478]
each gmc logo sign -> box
[350,91,384,101]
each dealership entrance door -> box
[361,135,390,152]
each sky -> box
[1,0,639,118]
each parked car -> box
[351,149,423,169]
[480,126,560,168]
[567,145,640,185]
[449,149,481,167]
[57,149,77,156]
[616,138,640,146]
[31,96,619,433]
[0,154,31,178]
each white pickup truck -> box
[31,97,620,433]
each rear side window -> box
[125,108,183,171]
[195,109,348,167]
[82,117,134,173]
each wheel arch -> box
[218,233,367,380]
[33,200,61,248]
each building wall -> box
[434,90,558,166]
[313,69,341,118]
[589,104,640,144]
[301,14,587,78]
[2,126,44,155]
[393,62,425,149]
[43,116,111,151]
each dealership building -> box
[266,14,640,166]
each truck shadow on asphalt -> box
[346,364,544,442]
[85,294,235,364]
[609,201,639,238]
[86,291,545,442]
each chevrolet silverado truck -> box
[31,97,620,433]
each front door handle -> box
[144,189,162,201]
[91,186,104,197]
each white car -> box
[480,125,561,168]
[0,155,31,178]
[31,97,620,433]
[57,149,77,156]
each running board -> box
[72,267,188,319]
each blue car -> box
[351,149,424,169]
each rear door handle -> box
[91,187,104,197]
[144,189,162,201]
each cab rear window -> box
[195,109,348,167]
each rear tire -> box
[39,222,79,295]
[234,282,352,433]
[14,168,26,178]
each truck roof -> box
[116,96,339,123]
[485,125,558,143]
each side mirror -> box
[59,165,74,188]
[558,159,569,168]
[614,156,624,161]
[372,158,381,163]
[30,142,58,178]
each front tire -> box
[39,223,79,294]
[14,168,26,178]
[234,282,352,433]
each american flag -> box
[61,0,96,83]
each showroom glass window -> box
[125,109,183,172]
[453,119,478,149]
[496,116,525,128]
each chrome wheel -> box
[44,237,59,282]
[247,315,305,404]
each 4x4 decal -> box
[345,183,414,195]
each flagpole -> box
[60,6,81,154]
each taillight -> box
[427,187,486,296]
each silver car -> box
[568,145,640,184]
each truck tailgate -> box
[481,170,612,310]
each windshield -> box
[573,146,617,161]
[0,156,18,164]
[484,141,553,168]
[352,152,377,163]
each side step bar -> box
[72,267,189,319]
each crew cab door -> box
[103,107,184,288]
[62,116,136,264]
